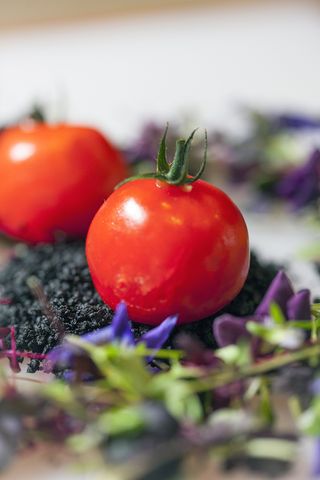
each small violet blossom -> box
[46,301,177,371]
[213,270,311,351]
[277,149,320,210]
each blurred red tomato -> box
[0,123,129,243]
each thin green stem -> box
[190,343,320,394]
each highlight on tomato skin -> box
[0,123,129,244]
[86,128,250,326]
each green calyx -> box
[116,125,208,189]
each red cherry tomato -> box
[86,177,250,325]
[0,123,129,243]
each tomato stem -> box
[116,126,208,189]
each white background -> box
[0,0,320,143]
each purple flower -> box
[213,271,311,349]
[82,301,134,346]
[213,316,249,347]
[277,149,320,210]
[273,113,320,131]
[46,302,178,372]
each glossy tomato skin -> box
[0,123,129,243]
[86,178,250,325]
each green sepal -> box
[166,129,198,184]
[114,172,163,190]
[114,125,208,189]
[184,129,208,184]
[156,123,170,175]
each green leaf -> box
[96,351,152,399]
[99,406,145,436]
[246,438,296,462]
[269,302,286,325]
[215,345,240,365]
[312,303,320,319]
[259,378,274,426]
[44,381,75,406]
[246,321,268,337]
[68,428,103,453]
[164,381,203,421]
[289,320,320,330]
[216,342,251,367]
[299,398,320,436]
[247,320,283,343]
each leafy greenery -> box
[0,301,319,478]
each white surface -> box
[247,212,320,297]
[0,1,320,142]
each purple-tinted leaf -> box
[140,315,177,356]
[287,289,311,321]
[213,314,249,347]
[175,333,220,367]
[109,301,134,346]
[214,381,245,409]
[255,271,294,318]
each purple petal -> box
[287,289,311,320]
[310,378,320,395]
[312,438,320,477]
[81,325,113,345]
[110,301,134,346]
[44,343,78,372]
[63,371,95,382]
[47,344,74,364]
[213,314,249,347]
[274,113,320,130]
[255,271,294,319]
[140,315,178,351]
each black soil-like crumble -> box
[0,242,278,372]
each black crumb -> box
[0,242,112,372]
[0,242,278,372]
